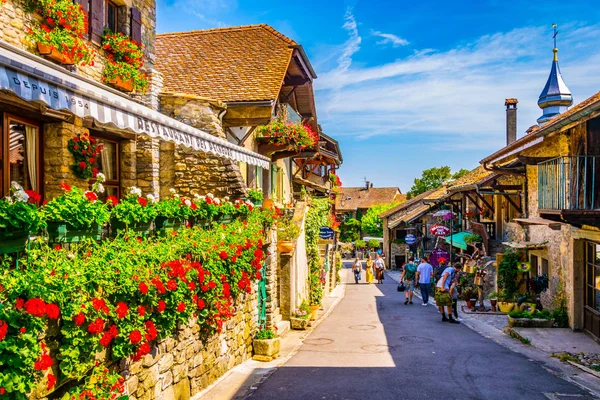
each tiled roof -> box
[379,188,441,218]
[446,166,496,192]
[155,25,296,102]
[536,90,600,135]
[336,187,401,212]
[384,188,449,228]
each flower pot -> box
[253,337,280,361]
[0,230,29,254]
[309,305,319,321]
[470,298,478,310]
[278,240,294,254]
[108,76,134,92]
[262,199,274,210]
[508,316,555,328]
[498,302,515,313]
[290,317,310,330]
[37,43,74,65]
[490,299,497,312]
[218,214,233,224]
[47,222,103,243]
[191,217,210,229]
[155,217,183,233]
[465,300,474,310]
[110,218,153,237]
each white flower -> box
[96,183,105,194]
[13,190,29,203]
[245,200,254,207]
[173,193,180,199]
[199,195,206,201]
[96,172,106,183]
[206,193,214,199]
[213,197,221,205]
[10,181,23,191]
[224,196,230,202]
[147,194,157,203]
[169,188,176,194]
[184,199,192,207]
[129,186,142,197]
[193,193,201,200]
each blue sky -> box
[156,0,600,192]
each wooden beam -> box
[271,151,300,161]
[489,184,523,191]
[239,126,256,146]
[226,127,241,145]
[283,77,310,87]
[474,191,495,213]
[283,86,298,102]
[502,194,522,214]
[465,193,483,212]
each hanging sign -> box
[404,234,417,244]
[319,227,335,240]
[430,224,451,237]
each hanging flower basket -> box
[0,230,29,255]
[46,221,103,243]
[37,43,74,65]
[107,76,134,92]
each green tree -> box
[360,202,398,237]
[339,218,361,243]
[367,239,381,250]
[406,166,471,199]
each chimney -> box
[505,98,518,145]
[365,181,370,190]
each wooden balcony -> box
[538,156,600,225]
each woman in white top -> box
[353,258,362,284]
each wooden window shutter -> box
[74,0,89,14]
[130,7,142,44]
[90,0,104,43]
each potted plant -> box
[67,133,104,179]
[278,218,300,254]
[497,249,520,312]
[497,291,516,313]
[254,119,319,152]
[461,286,477,311]
[464,233,483,245]
[0,182,43,254]
[290,302,310,330]
[252,328,280,361]
[487,291,499,312]
[25,0,95,66]
[247,188,263,207]
[108,186,157,236]
[102,29,148,92]
[507,309,555,328]
[155,189,193,233]
[42,182,110,243]
[190,193,220,228]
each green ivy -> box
[305,198,330,306]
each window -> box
[105,0,118,33]
[541,258,549,276]
[2,115,40,196]
[256,166,263,190]
[531,255,539,274]
[90,136,119,199]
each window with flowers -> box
[2,115,40,198]
[89,135,120,199]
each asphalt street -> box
[245,263,594,400]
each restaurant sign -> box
[430,224,451,237]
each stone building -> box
[335,183,402,221]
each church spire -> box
[537,24,573,125]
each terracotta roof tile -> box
[155,24,296,102]
[335,187,401,212]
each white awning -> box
[0,41,270,169]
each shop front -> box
[0,41,270,199]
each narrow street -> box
[246,264,592,400]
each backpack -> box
[404,263,417,280]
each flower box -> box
[155,217,184,233]
[110,218,153,237]
[290,317,309,330]
[37,43,74,65]
[191,217,210,230]
[0,230,29,254]
[47,222,103,243]
[252,337,280,361]
[498,302,515,313]
[108,76,134,93]
[507,316,555,328]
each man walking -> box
[401,257,417,305]
[435,262,462,323]
[415,256,433,306]
[352,257,362,284]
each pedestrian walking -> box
[450,268,461,321]
[374,254,385,284]
[415,256,433,306]
[352,257,362,284]
[400,258,417,305]
[435,262,462,323]
[365,255,374,284]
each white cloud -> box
[372,30,409,47]
[315,22,600,153]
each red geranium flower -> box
[34,352,53,371]
[208,281,216,289]
[130,330,142,344]
[25,190,41,204]
[219,251,228,260]
[91,298,109,314]
[177,302,186,312]
[167,280,177,291]
[19,327,26,333]
[139,282,149,294]
[73,312,86,326]
[59,183,71,191]
[24,298,46,318]
[138,306,147,317]
[145,320,157,341]
[78,161,87,170]
[15,298,24,309]
[138,197,147,206]
[87,318,105,335]
[157,300,166,313]
[0,321,8,341]
[106,196,119,206]
[85,191,98,202]
[188,281,196,291]
[197,299,205,309]
[115,302,129,319]
[45,303,60,319]
[99,331,113,347]
[47,373,56,390]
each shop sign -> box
[405,234,417,244]
[319,227,334,239]
[430,224,451,237]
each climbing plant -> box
[498,248,522,301]
[305,198,331,306]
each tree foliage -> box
[406,166,471,199]
[367,239,381,250]
[360,202,398,237]
[339,218,361,243]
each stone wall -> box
[1,0,156,98]
[264,227,282,330]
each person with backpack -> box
[400,257,417,305]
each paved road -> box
[246,264,593,400]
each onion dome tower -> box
[537,24,573,125]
